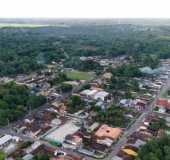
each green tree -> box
[48,72,68,86]
[68,95,84,113]
[94,105,127,127]
[0,82,46,126]
[33,153,49,160]
[60,83,73,93]
[138,135,170,160]
[149,118,166,132]
[27,95,46,109]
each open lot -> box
[65,71,95,80]
[44,120,80,143]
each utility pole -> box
[7,118,10,127]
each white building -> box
[94,91,109,101]
[81,89,109,101]
[0,135,12,148]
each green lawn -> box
[65,71,95,80]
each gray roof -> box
[22,154,34,160]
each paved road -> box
[1,73,170,160]
[105,77,170,160]
[76,77,170,160]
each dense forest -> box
[0,81,46,126]
[1,23,170,75]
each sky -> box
[0,0,170,18]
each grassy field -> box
[0,23,49,28]
[65,71,95,80]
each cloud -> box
[0,0,169,18]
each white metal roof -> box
[94,91,109,100]
[0,135,12,146]
[81,89,98,96]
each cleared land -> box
[44,120,80,143]
[65,71,95,80]
[0,23,49,28]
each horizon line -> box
[1,17,170,20]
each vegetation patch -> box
[67,95,85,113]
[92,105,131,128]
[138,135,170,160]
[0,81,46,126]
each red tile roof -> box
[156,99,170,109]
[95,125,123,140]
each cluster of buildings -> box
[0,135,20,152]
[0,59,125,159]
[112,59,170,160]
[80,55,129,68]
[156,99,170,114]
[113,112,170,160]
[9,140,85,160]
[1,57,170,160]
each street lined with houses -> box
[1,48,170,160]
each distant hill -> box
[1,18,170,26]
